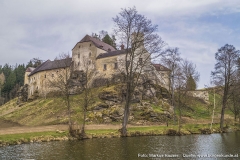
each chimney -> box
[120,44,124,50]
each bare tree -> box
[173,64,184,132]
[161,47,182,124]
[176,59,200,132]
[47,53,74,133]
[211,44,240,131]
[78,56,96,137]
[181,59,200,90]
[113,7,165,136]
[228,72,240,123]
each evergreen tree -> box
[26,60,33,68]
[102,34,117,49]
[26,58,43,68]
[92,31,117,49]
[2,71,16,93]
[2,64,12,79]
[15,64,25,86]
[186,75,196,90]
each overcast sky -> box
[1,0,240,88]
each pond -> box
[1,132,240,160]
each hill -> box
[0,84,236,128]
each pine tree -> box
[186,75,196,90]
[102,34,117,49]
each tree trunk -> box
[121,105,129,137]
[177,89,181,134]
[81,103,87,136]
[220,89,228,131]
[81,83,89,136]
[121,82,131,137]
[67,95,72,132]
[220,106,225,131]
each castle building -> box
[24,35,170,98]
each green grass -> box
[1,123,240,146]
[86,129,118,135]
[0,84,237,128]
[0,131,68,145]
[128,126,167,132]
[152,104,164,114]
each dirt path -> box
[0,116,223,135]
[0,124,124,135]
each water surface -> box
[1,132,240,160]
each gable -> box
[72,35,116,52]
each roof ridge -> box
[74,34,116,52]
[28,58,72,76]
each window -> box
[52,74,54,77]
[139,58,143,65]
[103,64,107,70]
[89,52,91,57]
[79,45,81,48]
[90,44,91,47]
[88,60,91,65]
[78,62,80,66]
[114,62,118,69]
[45,74,46,78]
[78,54,80,58]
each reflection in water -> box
[0,132,239,160]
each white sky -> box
[1,0,240,88]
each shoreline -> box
[1,124,239,147]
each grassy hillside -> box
[0,85,236,127]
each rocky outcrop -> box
[87,89,173,124]
[17,84,29,104]
[187,90,209,103]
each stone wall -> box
[187,90,209,102]
[72,41,106,71]
[27,67,71,98]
